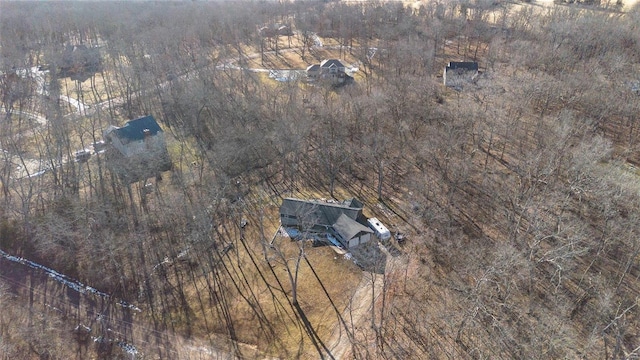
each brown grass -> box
[149,189,364,358]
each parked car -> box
[92,141,106,153]
[74,149,91,162]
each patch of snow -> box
[269,70,302,82]
[0,249,141,312]
[28,169,48,178]
[74,324,91,333]
[312,34,323,47]
[367,47,377,60]
[60,95,86,113]
[118,341,139,355]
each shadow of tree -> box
[293,301,335,360]
[304,256,355,358]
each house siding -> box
[347,232,371,248]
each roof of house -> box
[446,62,479,71]
[62,45,101,66]
[344,198,363,209]
[332,213,373,241]
[306,64,320,72]
[278,25,292,35]
[320,59,345,69]
[112,115,163,141]
[280,198,363,227]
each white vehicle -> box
[367,217,391,240]
[74,149,91,162]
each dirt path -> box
[326,271,384,359]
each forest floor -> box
[0,29,447,358]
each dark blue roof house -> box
[108,115,163,144]
[103,115,171,183]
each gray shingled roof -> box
[320,59,345,69]
[446,62,479,72]
[280,198,362,228]
[332,213,373,242]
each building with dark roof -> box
[280,197,363,228]
[332,213,374,248]
[279,197,373,248]
[306,64,321,79]
[320,59,346,73]
[306,59,353,85]
[443,61,479,90]
[103,115,171,183]
[60,45,102,82]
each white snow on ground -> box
[312,33,323,47]
[15,66,86,114]
[117,340,139,355]
[60,95,86,113]
[269,69,304,82]
[0,107,47,126]
[16,67,49,97]
[0,249,141,312]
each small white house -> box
[367,217,391,240]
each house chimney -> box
[143,128,151,149]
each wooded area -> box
[1,0,640,358]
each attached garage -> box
[332,213,374,248]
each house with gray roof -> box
[280,197,362,228]
[443,61,479,90]
[306,59,353,85]
[320,59,346,74]
[306,64,321,80]
[103,115,171,183]
[332,213,373,248]
[279,197,373,248]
